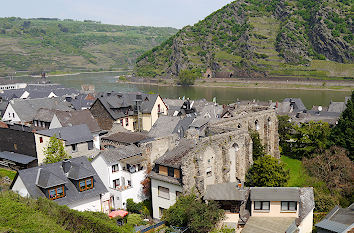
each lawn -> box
[0,168,16,181]
[281,155,312,187]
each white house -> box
[11,156,111,213]
[91,145,147,210]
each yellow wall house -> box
[90,92,168,132]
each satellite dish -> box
[318,106,322,112]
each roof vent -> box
[62,159,71,174]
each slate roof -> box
[96,145,142,164]
[283,98,307,112]
[315,204,354,232]
[53,110,101,133]
[96,92,160,120]
[9,97,73,122]
[242,217,297,233]
[70,94,95,110]
[36,168,67,188]
[204,183,248,201]
[154,139,195,169]
[148,116,180,138]
[67,162,94,180]
[36,124,93,145]
[102,131,149,144]
[15,156,108,206]
[0,151,37,165]
[328,102,346,113]
[34,108,56,122]
[250,187,301,201]
[190,117,210,128]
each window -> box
[127,180,131,187]
[113,179,120,189]
[120,119,123,126]
[168,167,174,177]
[158,186,170,200]
[206,167,212,177]
[112,164,119,172]
[48,185,65,200]
[254,201,270,211]
[88,141,93,150]
[13,144,17,150]
[281,201,297,211]
[125,118,129,126]
[79,177,93,191]
[159,207,166,218]
[71,144,77,153]
[12,113,15,118]
[158,104,161,113]
[39,137,43,143]
[34,120,38,126]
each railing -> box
[138,221,165,233]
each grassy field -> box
[0,168,16,180]
[281,155,312,187]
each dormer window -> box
[79,177,93,191]
[48,185,65,200]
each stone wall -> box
[211,107,280,158]
[181,130,253,196]
[90,100,115,130]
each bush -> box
[177,69,199,86]
[246,155,289,187]
[162,193,224,233]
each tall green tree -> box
[277,115,295,153]
[246,155,289,187]
[249,130,265,160]
[43,134,69,164]
[330,91,354,160]
[289,121,331,159]
[162,193,224,233]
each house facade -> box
[90,92,168,131]
[34,124,99,164]
[11,157,110,213]
[204,185,315,233]
[91,145,147,209]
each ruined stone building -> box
[148,104,280,219]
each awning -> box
[0,151,36,165]
[109,210,128,218]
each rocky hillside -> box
[0,18,177,75]
[135,0,353,79]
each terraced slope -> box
[0,18,178,75]
[135,0,353,79]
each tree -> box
[246,155,289,187]
[289,121,331,159]
[330,91,354,160]
[43,134,69,164]
[303,146,354,206]
[249,130,265,160]
[177,70,199,86]
[162,193,224,233]
[277,115,295,153]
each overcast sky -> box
[0,0,234,29]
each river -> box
[11,71,351,108]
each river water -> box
[12,71,351,108]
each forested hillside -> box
[135,0,353,79]
[0,17,177,75]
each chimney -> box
[62,159,71,174]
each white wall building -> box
[92,145,147,209]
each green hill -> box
[135,0,353,80]
[0,17,177,76]
[0,191,133,233]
